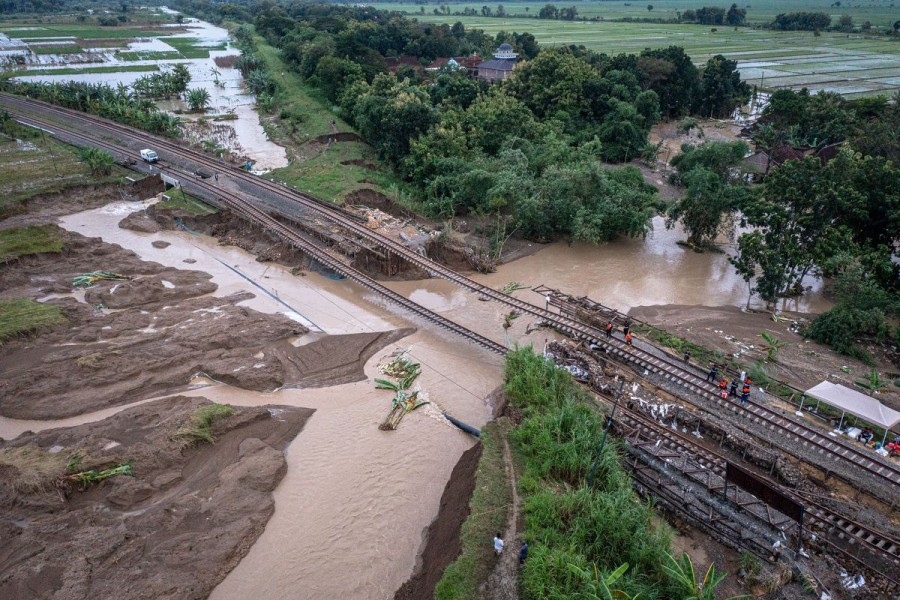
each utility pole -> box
[587,380,625,489]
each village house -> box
[476,43,518,82]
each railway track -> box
[5,94,898,492]
[6,95,898,587]
[0,102,506,356]
[559,349,900,587]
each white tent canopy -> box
[804,381,900,443]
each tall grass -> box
[505,346,674,599]
[0,298,66,343]
[0,225,64,261]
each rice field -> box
[379,0,900,28]
[390,13,900,98]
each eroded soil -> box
[0,228,411,420]
[0,396,313,600]
[628,304,900,410]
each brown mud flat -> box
[0,396,313,600]
[0,184,126,230]
[394,442,482,600]
[0,229,412,419]
[628,304,900,410]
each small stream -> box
[7,10,287,170]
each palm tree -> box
[185,87,211,112]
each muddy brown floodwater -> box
[476,216,831,315]
[41,199,530,599]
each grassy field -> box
[0,124,103,217]
[392,14,900,98]
[378,0,900,28]
[253,40,405,202]
[0,23,175,39]
[0,225,64,260]
[0,298,66,344]
[156,192,219,216]
[0,64,158,78]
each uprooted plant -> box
[376,355,428,430]
[60,461,134,491]
[174,403,234,445]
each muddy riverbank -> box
[1,189,506,598]
[0,396,312,599]
[0,227,412,420]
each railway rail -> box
[5,94,898,588]
[555,348,900,587]
[4,94,897,494]
[2,104,506,356]
[532,285,900,490]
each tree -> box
[77,146,115,176]
[837,14,854,32]
[666,167,747,247]
[732,157,845,305]
[647,4,653,11]
[726,3,746,26]
[506,47,598,124]
[539,4,558,19]
[639,46,699,118]
[170,64,191,93]
[694,55,750,118]
[313,56,364,103]
[185,87,210,112]
[353,75,437,167]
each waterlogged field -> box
[389,14,900,98]
[379,0,900,28]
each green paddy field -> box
[377,1,900,98]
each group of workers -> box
[856,428,900,456]
[707,364,753,406]
[605,319,633,347]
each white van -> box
[140,149,159,163]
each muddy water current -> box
[1,199,520,598]
[475,216,831,316]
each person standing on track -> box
[625,331,633,347]
[729,379,738,397]
[741,382,751,405]
[605,321,613,338]
[706,364,718,382]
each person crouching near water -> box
[493,533,504,555]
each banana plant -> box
[855,369,886,394]
[567,562,636,600]
[759,331,789,363]
[662,552,748,600]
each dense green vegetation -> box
[497,347,740,598]
[175,1,748,246]
[0,80,182,136]
[0,298,65,344]
[661,88,900,361]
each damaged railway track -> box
[4,95,898,591]
[547,343,900,592]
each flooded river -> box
[0,199,512,598]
